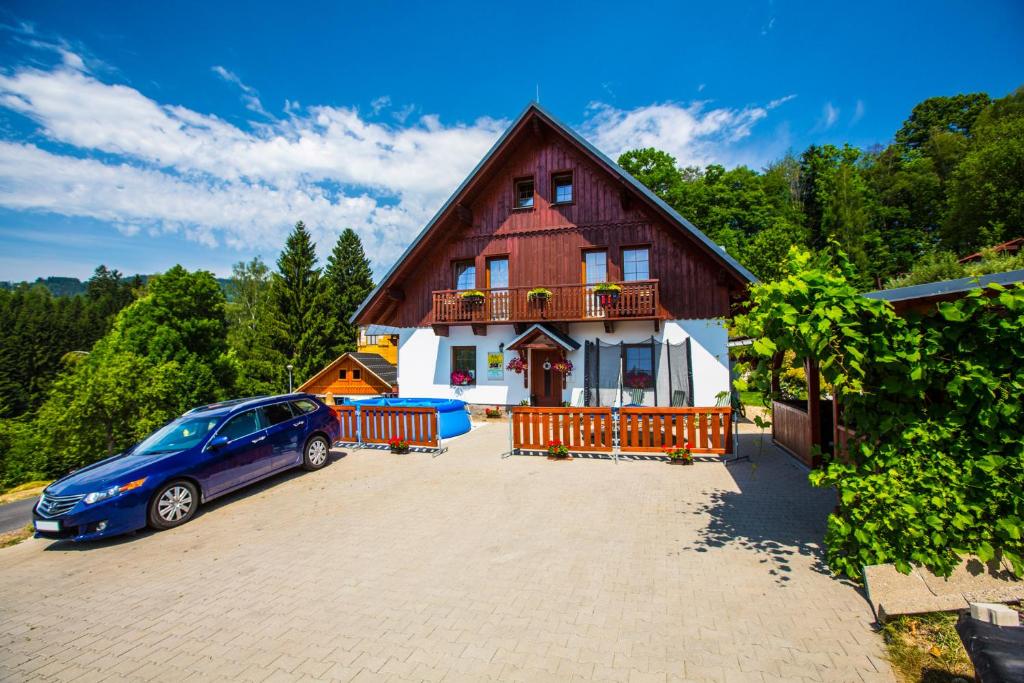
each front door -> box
[530,350,562,407]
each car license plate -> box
[34,520,60,532]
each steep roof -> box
[296,352,398,392]
[353,102,757,324]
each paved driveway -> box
[0,422,892,682]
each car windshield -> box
[132,415,222,455]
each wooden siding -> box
[299,356,392,396]
[365,130,736,327]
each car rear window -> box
[261,402,295,426]
[220,410,261,442]
[291,399,318,415]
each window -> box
[622,247,650,281]
[339,369,347,380]
[552,172,573,204]
[451,346,476,385]
[219,410,262,442]
[623,345,655,389]
[261,402,295,427]
[487,257,509,289]
[583,250,608,284]
[453,260,476,290]
[352,369,361,380]
[514,178,534,209]
[290,399,318,415]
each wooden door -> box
[530,350,561,407]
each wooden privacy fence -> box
[618,407,732,454]
[512,407,615,452]
[360,406,439,447]
[330,405,359,442]
[509,406,733,456]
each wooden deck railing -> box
[360,406,439,447]
[512,407,615,452]
[618,407,732,454]
[432,280,659,324]
[330,405,359,442]
[510,406,733,455]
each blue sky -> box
[0,1,1021,282]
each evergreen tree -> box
[272,221,332,383]
[324,228,374,355]
[227,257,287,395]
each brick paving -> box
[0,421,892,682]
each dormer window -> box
[552,172,573,204]
[514,178,534,209]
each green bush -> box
[735,246,1024,579]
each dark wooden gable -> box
[357,106,750,328]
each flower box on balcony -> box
[527,287,552,303]
[459,290,485,305]
[594,282,621,307]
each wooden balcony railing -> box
[431,280,660,324]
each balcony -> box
[430,280,660,327]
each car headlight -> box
[84,478,147,504]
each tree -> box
[324,228,375,356]
[226,257,286,395]
[27,266,233,475]
[943,89,1024,251]
[616,148,685,199]
[272,222,332,383]
[894,93,992,151]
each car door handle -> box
[251,436,266,443]
[292,421,305,427]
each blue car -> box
[33,394,340,541]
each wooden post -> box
[805,358,821,468]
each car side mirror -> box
[207,435,229,451]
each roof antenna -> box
[536,83,540,103]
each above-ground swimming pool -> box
[345,397,471,439]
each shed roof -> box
[296,352,398,392]
[864,269,1024,306]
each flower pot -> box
[668,458,692,465]
[547,454,572,460]
[390,446,410,454]
[598,293,620,307]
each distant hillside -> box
[1,275,234,298]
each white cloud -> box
[211,65,270,118]
[820,101,840,129]
[582,97,795,168]
[851,99,865,126]
[370,95,390,115]
[0,53,793,275]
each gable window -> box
[552,172,573,204]
[623,344,655,389]
[622,247,650,281]
[339,369,347,380]
[352,369,361,380]
[453,260,476,290]
[514,178,535,209]
[451,346,476,386]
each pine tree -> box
[324,228,375,355]
[272,222,332,384]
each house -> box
[357,326,399,364]
[296,352,398,398]
[958,237,1023,263]
[352,103,757,408]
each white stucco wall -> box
[396,319,729,407]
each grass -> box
[882,612,974,682]
[0,524,33,549]
[0,480,51,505]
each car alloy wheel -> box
[303,436,329,470]
[148,480,198,530]
[158,485,193,522]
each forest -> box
[617,88,1024,287]
[0,86,1021,488]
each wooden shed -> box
[297,352,398,397]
